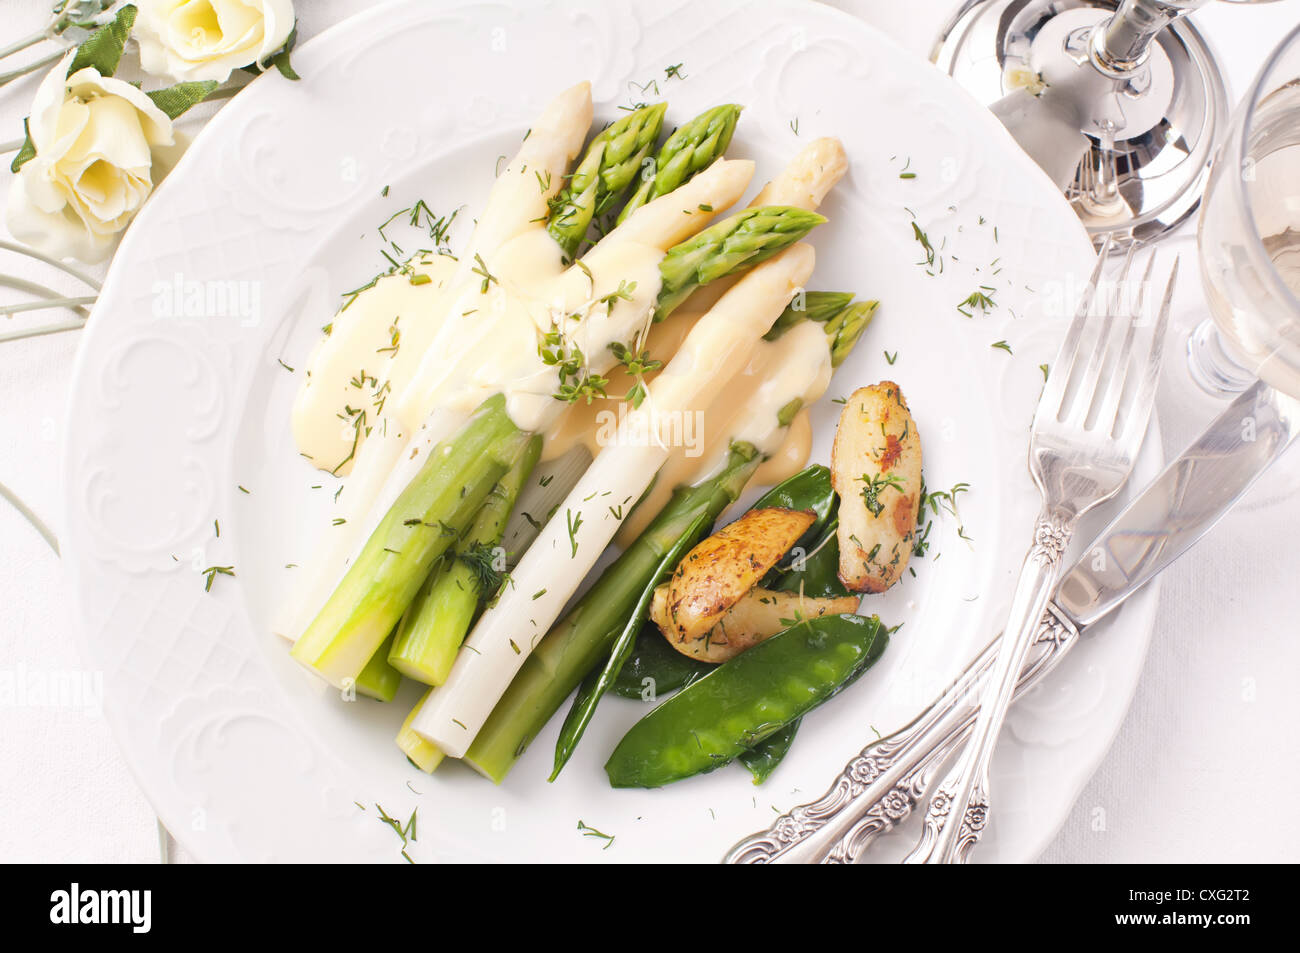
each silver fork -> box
[903,241,1178,864]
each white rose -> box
[6,52,182,263]
[134,0,296,84]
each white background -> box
[1,0,1298,863]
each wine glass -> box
[1192,22,1300,400]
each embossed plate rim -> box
[60,0,1161,863]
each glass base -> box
[1186,318,1259,398]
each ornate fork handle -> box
[903,509,1075,863]
[722,602,1080,864]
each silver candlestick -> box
[934,0,1228,247]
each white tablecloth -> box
[2,0,1297,863]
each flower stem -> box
[0,317,86,344]
[0,241,102,289]
[0,295,98,317]
[0,478,59,554]
[0,47,65,88]
[0,29,54,63]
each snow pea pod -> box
[605,613,887,788]
[753,464,836,552]
[739,514,856,782]
[610,622,714,699]
[768,518,850,600]
[738,719,799,784]
[736,619,888,783]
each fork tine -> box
[1118,256,1179,442]
[1093,251,1157,431]
[1038,237,1114,419]
[1067,242,1138,424]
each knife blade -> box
[1055,379,1300,629]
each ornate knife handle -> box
[722,604,1079,864]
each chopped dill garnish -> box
[201,565,235,592]
[911,221,936,269]
[609,340,661,409]
[459,542,506,595]
[598,279,637,309]
[566,508,583,558]
[375,803,418,862]
[957,287,997,317]
[860,472,906,518]
[577,820,615,850]
[472,253,497,293]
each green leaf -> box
[10,118,37,173]
[146,80,219,119]
[67,3,137,77]
[239,22,301,80]
[270,23,300,81]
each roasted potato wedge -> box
[650,507,815,647]
[831,381,922,592]
[664,587,861,662]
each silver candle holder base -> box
[934,0,1227,247]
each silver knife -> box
[724,380,1300,864]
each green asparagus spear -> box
[654,206,826,321]
[388,435,541,685]
[764,294,877,368]
[355,631,402,702]
[290,395,529,687]
[617,104,742,224]
[546,103,667,260]
[826,299,878,366]
[462,443,763,783]
[550,509,711,780]
[396,689,444,773]
[763,291,854,340]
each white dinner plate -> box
[61,0,1161,862]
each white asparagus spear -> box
[274,157,754,645]
[336,159,757,595]
[499,139,848,553]
[272,83,594,642]
[413,243,816,756]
